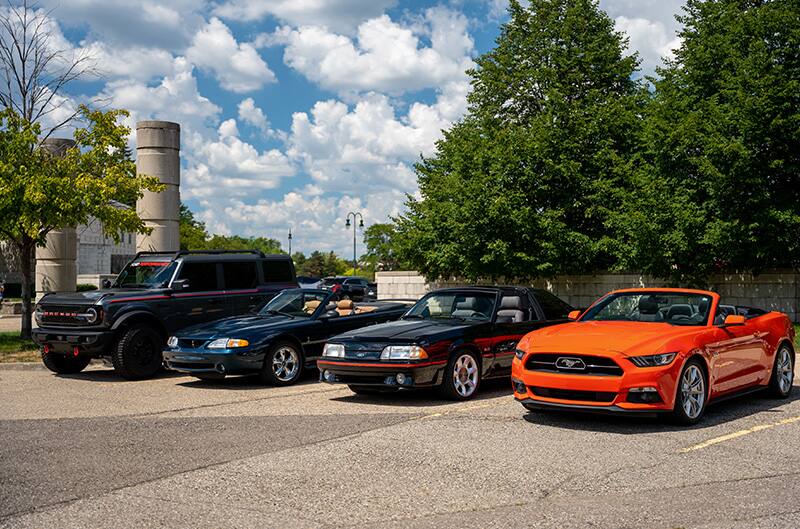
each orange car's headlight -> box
[628,352,677,367]
[514,348,526,360]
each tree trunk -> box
[19,238,34,340]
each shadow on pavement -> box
[329,378,513,408]
[175,372,321,391]
[521,386,800,434]
[56,368,183,382]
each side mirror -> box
[723,314,746,326]
[568,310,581,321]
[171,279,189,292]
[101,279,112,289]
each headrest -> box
[638,297,659,315]
[667,304,693,318]
[499,296,522,310]
[697,298,710,315]
[304,300,321,310]
[337,299,354,309]
[455,297,477,310]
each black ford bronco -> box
[32,250,297,379]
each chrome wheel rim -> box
[453,354,478,397]
[272,347,300,382]
[681,365,705,419]
[777,347,793,394]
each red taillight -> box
[43,344,50,354]
[73,346,80,357]
[332,284,341,292]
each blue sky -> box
[36,0,685,256]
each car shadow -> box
[329,378,513,408]
[521,386,800,434]
[56,368,183,382]
[176,372,321,391]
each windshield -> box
[321,277,341,286]
[114,261,177,288]
[259,290,328,318]
[405,292,497,322]
[582,292,713,326]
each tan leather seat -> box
[304,300,321,314]
[355,305,377,314]
[336,299,354,316]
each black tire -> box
[670,358,708,425]
[348,385,382,395]
[439,350,481,401]
[259,341,303,386]
[42,351,91,374]
[767,344,794,398]
[111,324,164,380]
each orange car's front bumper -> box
[511,354,683,414]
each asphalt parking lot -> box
[1,365,799,529]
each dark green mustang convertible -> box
[163,289,411,385]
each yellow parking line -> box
[679,415,800,453]
[419,399,505,421]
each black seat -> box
[666,304,693,321]
[636,297,662,322]
[497,296,525,323]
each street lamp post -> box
[287,228,292,255]
[345,212,364,274]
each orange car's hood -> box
[525,321,703,357]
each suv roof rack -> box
[132,249,267,260]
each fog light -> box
[512,378,527,394]
[396,373,406,385]
[216,363,226,374]
[627,387,662,404]
[324,370,335,382]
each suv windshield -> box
[114,261,177,288]
[259,290,328,318]
[582,292,712,326]
[405,292,497,322]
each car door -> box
[222,260,261,315]
[171,261,226,326]
[488,293,550,377]
[708,307,767,393]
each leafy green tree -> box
[395,0,644,280]
[0,107,162,337]
[364,223,407,271]
[179,204,209,251]
[612,0,800,285]
[300,251,327,277]
[291,252,307,275]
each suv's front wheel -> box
[112,324,163,380]
[42,351,91,374]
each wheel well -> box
[272,335,305,358]
[778,339,795,361]
[113,314,167,342]
[686,352,710,385]
[450,344,483,366]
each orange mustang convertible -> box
[512,288,795,424]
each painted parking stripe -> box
[679,415,800,453]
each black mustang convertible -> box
[318,286,574,399]
[163,289,411,385]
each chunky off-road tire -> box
[767,344,794,398]
[670,358,708,425]
[111,324,164,380]
[348,385,382,395]
[42,351,91,374]
[439,350,481,401]
[259,341,303,386]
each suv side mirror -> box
[723,314,746,326]
[101,279,112,289]
[171,279,189,292]
[568,310,581,321]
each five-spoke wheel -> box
[441,351,481,400]
[260,341,303,386]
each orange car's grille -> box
[530,386,616,403]
[525,354,623,376]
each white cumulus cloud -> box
[278,7,474,97]
[186,17,276,93]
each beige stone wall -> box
[376,270,800,322]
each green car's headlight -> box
[207,338,250,349]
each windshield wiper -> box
[403,314,425,319]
